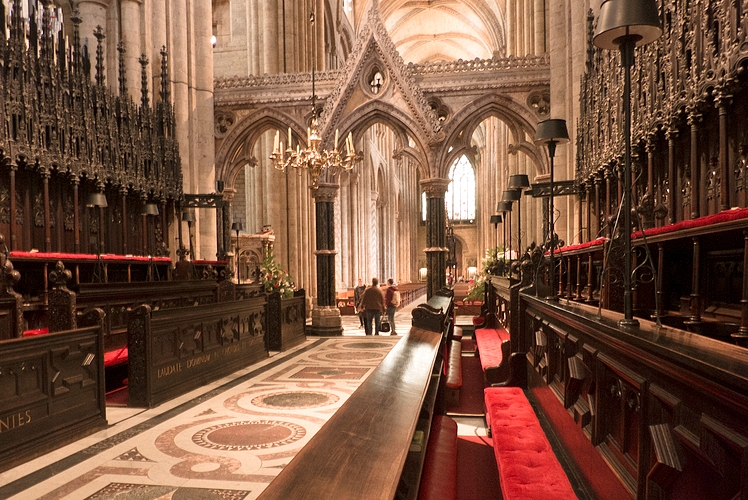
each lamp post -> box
[490,214,502,250]
[232,221,243,283]
[507,174,530,258]
[497,200,513,276]
[181,211,196,260]
[501,189,522,278]
[535,118,569,300]
[85,191,108,282]
[594,0,661,326]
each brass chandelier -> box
[270,11,360,187]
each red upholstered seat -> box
[23,327,49,337]
[472,316,485,327]
[484,387,577,500]
[418,415,458,500]
[104,346,129,367]
[474,327,509,370]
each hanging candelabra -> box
[270,11,361,187]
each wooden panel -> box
[258,327,442,500]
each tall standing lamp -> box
[490,214,502,250]
[535,118,569,300]
[501,189,522,277]
[594,0,661,326]
[497,200,513,274]
[232,221,243,283]
[85,192,108,282]
[507,174,530,258]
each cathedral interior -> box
[1,1,748,499]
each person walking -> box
[353,277,366,328]
[360,277,385,335]
[384,278,400,335]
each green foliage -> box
[259,249,295,299]
[465,246,505,301]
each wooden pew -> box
[126,294,268,408]
[258,326,445,500]
[0,308,106,473]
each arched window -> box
[446,155,476,222]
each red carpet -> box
[106,386,129,407]
[461,337,476,353]
[457,435,501,500]
[447,354,485,415]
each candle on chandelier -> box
[274,130,280,152]
[334,129,339,150]
[288,127,292,148]
[307,127,311,148]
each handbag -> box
[379,318,391,333]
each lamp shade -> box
[231,222,243,232]
[507,174,530,191]
[501,189,520,202]
[141,203,159,216]
[593,0,662,50]
[497,201,513,212]
[85,192,108,208]
[490,215,503,225]
[181,211,195,222]
[535,119,569,145]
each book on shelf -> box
[409,430,425,452]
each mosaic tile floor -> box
[0,336,400,500]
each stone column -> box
[421,178,450,299]
[77,0,109,76]
[309,182,342,336]
[121,0,142,100]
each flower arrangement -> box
[259,249,295,299]
[465,246,505,301]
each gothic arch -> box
[335,100,430,178]
[215,108,309,190]
[439,93,547,178]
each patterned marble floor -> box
[0,336,401,500]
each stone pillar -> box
[421,178,450,299]
[77,0,109,76]
[121,0,142,100]
[309,183,342,336]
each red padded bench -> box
[445,339,462,407]
[104,346,129,367]
[484,387,577,500]
[418,415,458,500]
[474,326,511,384]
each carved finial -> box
[139,53,149,109]
[0,253,21,296]
[49,261,72,289]
[159,46,170,104]
[202,265,218,280]
[117,41,127,96]
[94,26,105,87]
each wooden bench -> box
[258,326,445,500]
[484,386,577,500]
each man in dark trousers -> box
[359,277,385,335]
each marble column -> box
[309,182,343,336]
[421,178,450,299]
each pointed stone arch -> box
[439,93,548,178]
[215,108,309,190]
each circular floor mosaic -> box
[340,341,391,349]
[324,351,382,360]
[192,420,306,451]
[252,391,339,409]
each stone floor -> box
[0,299,469,500]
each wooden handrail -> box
[258,327,442,500]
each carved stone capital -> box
[420,178,450,198]
[313,183,339,202]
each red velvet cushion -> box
[10,251,171,263]
[632,206,748,239]
[418,416,458,500]
[104,346,129,367]
[474,327,510,370]
[472,316,485,327]
[23,328,49,337]
[552,237,607,255]
[484,387,577,500]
